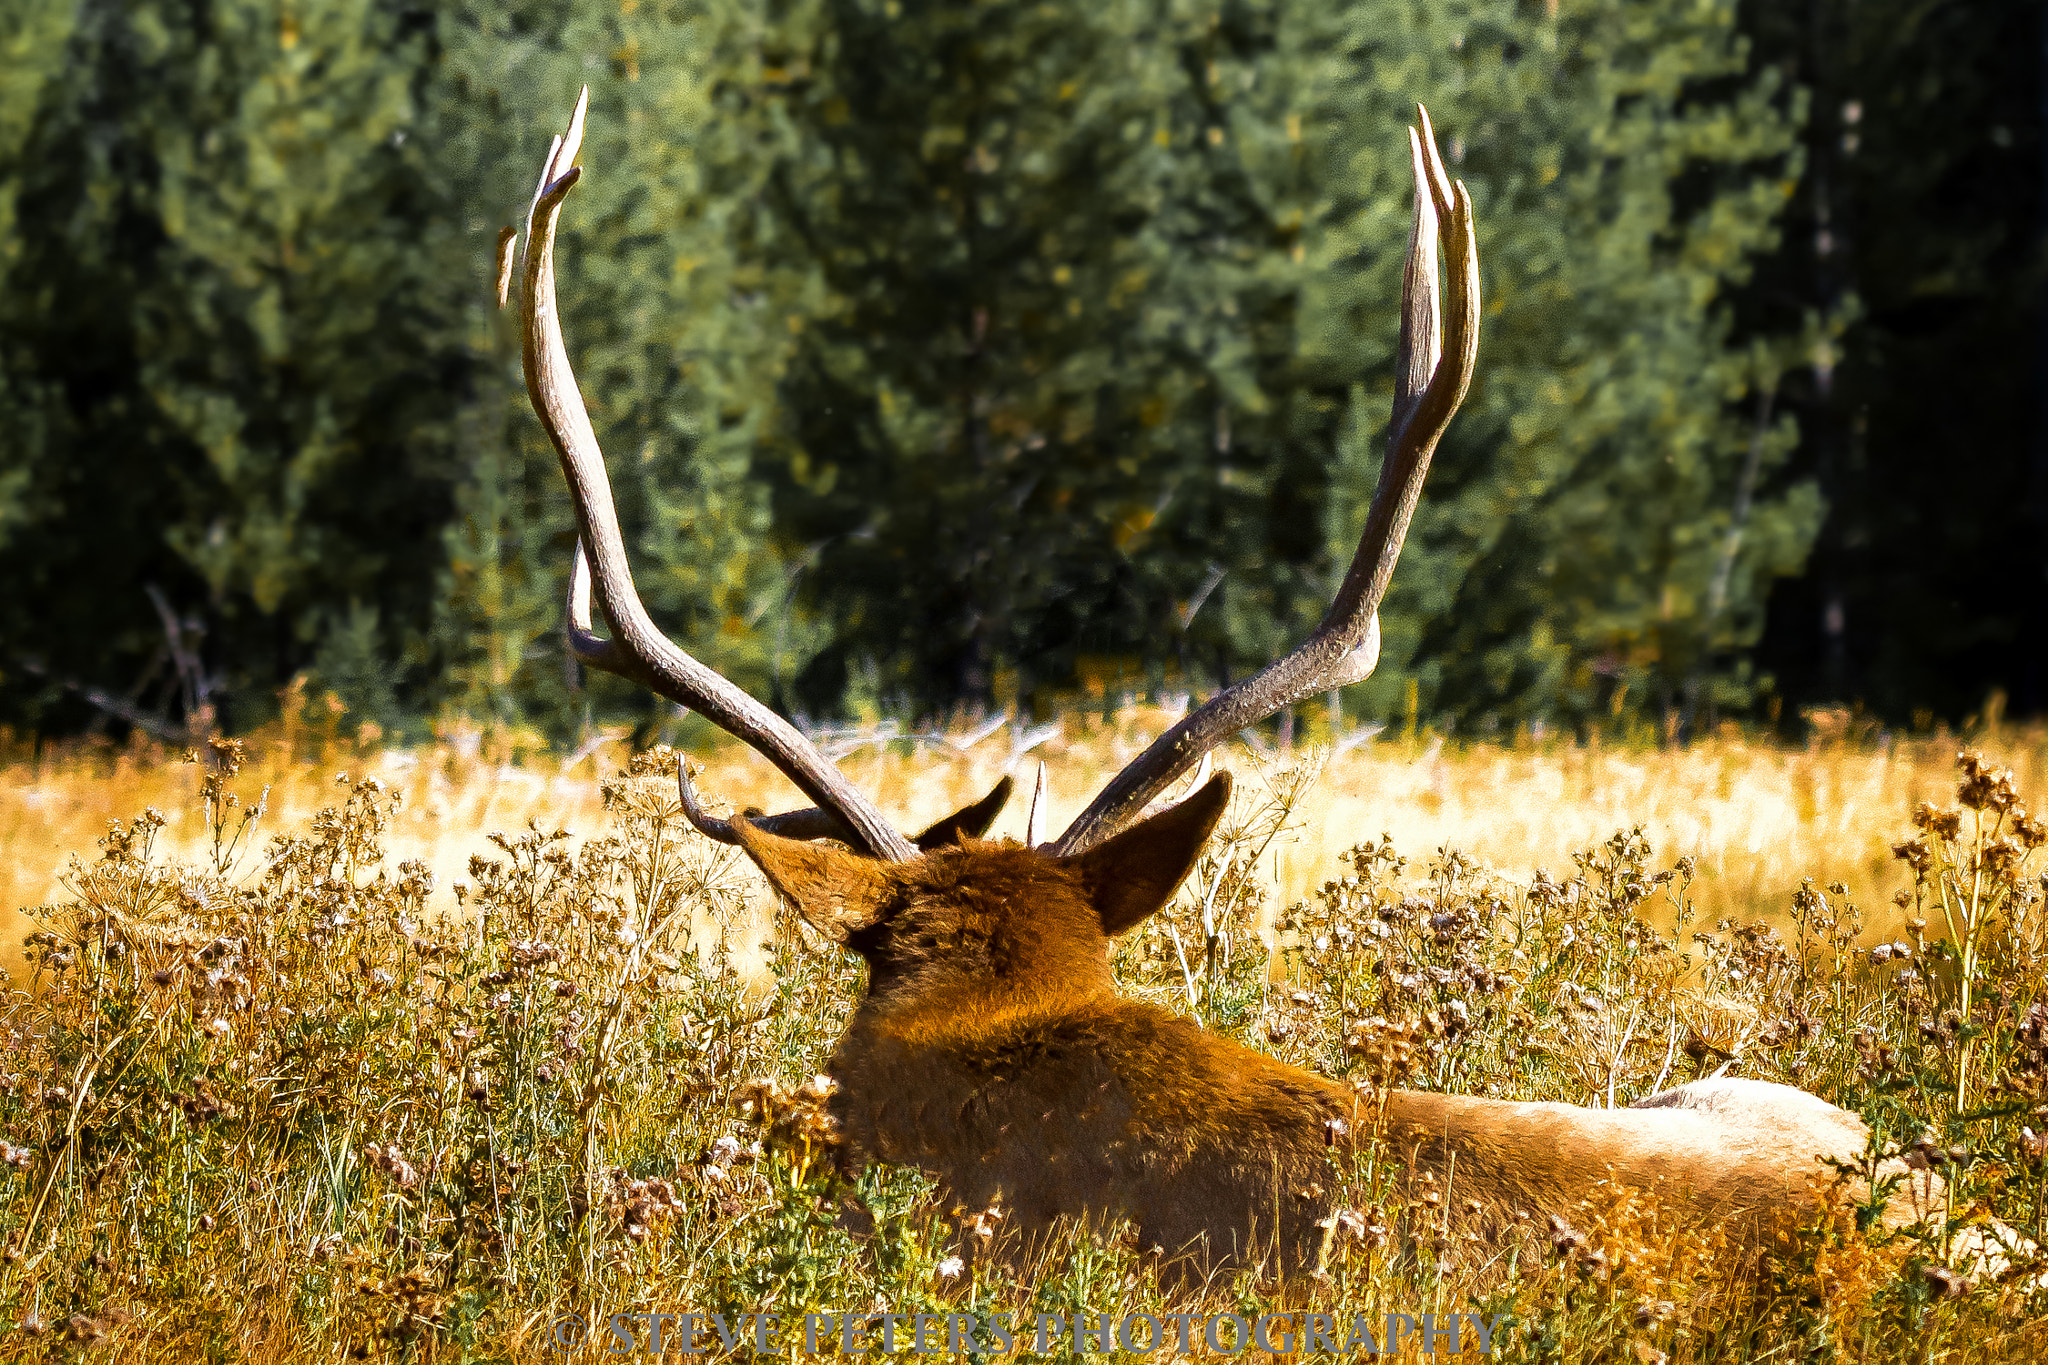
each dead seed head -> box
[1912,802,1964,840]
[1921,1263,1973,1299]
[1955,750,2020,813]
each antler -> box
[517,89,921,862]
[1050,105,1480,857]
[675,761,1014,851]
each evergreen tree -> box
[1311,0,1820,733]
[0,0,1839,740]
[750,0,1819,731]
[0,0,467,734]
[0,0,80,559]
[746,0,1199,714]
[430,0,811,737]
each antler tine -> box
[523,91,919,862]
[675,757,852,845]
[1050,104,1479,856]
[676,755,1013,849]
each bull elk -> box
[508,90,1955,1280]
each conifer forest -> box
[0,0,2040,741]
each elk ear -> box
[730,817,896,941]
[913,774,1014,850]
[1063,772,1232,936]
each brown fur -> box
[735,775,1938,1280]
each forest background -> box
[0,0,2040,748]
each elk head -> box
[729,773,1235,1026]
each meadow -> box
[0,709,2044,1360]
[8,706,2044,979]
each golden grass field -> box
[6,710,2043,981]
[1,711,2044,1360]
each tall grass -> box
[0,720,2043,1359]
[7,710,2044,983]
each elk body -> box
[506,92,1946,1280]
[730,786,1936,1277]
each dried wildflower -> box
[1982,834,2026,880]
[507,939,558,967]
[1911,802,1965,841]
[1906,1134,1945,1170]
[739,1076,844,1159]
[1318,1206,1387,1251]
[364,1143,421,1190]
[962,1203,1004,1243]
[1920,1263,1972,1299]
[1956,750,2020,813]
[180,1083,225,1125]
[613,1174,687,1242]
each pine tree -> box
[739,0,1191,714]
[746,0,1819,731]
[0,0,468,735]
[429,0,811,738]
[0,0,78,559]
[0,0,1833,740]
[1304,0,1821,733]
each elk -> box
[509,91,1955,1281]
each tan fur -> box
[735,780,1939,1279]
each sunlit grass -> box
[0,725,2043,1360]
[6,711,2044,985]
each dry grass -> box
[0,724,2044,1361]
[6,711,2044,985]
